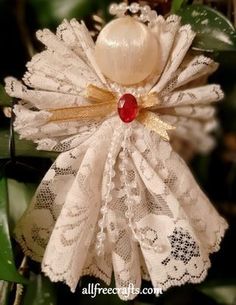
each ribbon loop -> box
[140,92,161,108]
[86,84,117,103]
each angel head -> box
[95,15,160,85]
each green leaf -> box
[23,274,57,305]
[0,128,57,159]
[51,0,94,20]
[7,179,37,232]
[199,280,236,305]
[0,175,28,284]
[212,50,236,68]
[171,0,187,13]
[191,155,210,186]
[177,5,236,51]
[0,84,11,107]
[28,0,113,28]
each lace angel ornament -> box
[5,2,228,300]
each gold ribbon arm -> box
[48,102,116,122]
[137,111,175,141]
[86,84,117,103]
[140,92,161,108]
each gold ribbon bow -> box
[48,84,175,140]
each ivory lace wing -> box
[5,19,109,151]
[149,18,223,152]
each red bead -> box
[118,93,138,123]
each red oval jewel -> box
[118,93,138,123]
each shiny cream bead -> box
[130,2,139,13]
[95,16,159,85]
[109,3,118,15]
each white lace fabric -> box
[5,11,228,300]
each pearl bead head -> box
[95,16,159,86]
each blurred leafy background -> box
[0,0,236,304]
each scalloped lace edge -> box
[14,218,228,295]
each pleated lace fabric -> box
[5,13,228,300]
